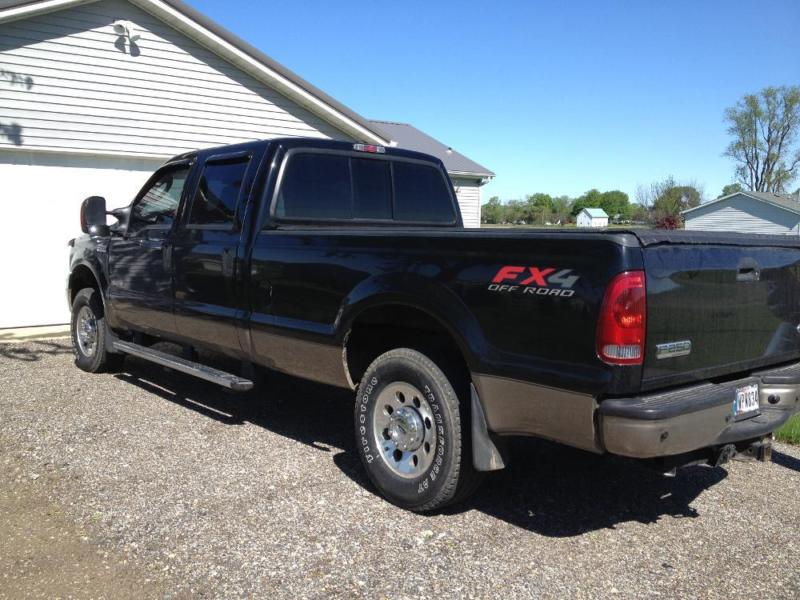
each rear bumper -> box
[599,362,800,458]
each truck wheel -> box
[70,288,124,373]
[354,348,482,512]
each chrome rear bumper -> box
[599,362,800,458]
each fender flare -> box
[68,260,109,315]
[335,272,489,372]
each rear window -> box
[274,151,455,224]
[392,162,455,223]
[276,153,351,220]
[352,158,392,219]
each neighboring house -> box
[683,191,800,234]
[368,121,494,228]
[0,0,492,328]
[576,207,608,228]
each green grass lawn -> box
[776,414,800,445]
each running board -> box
[112,340,254,391]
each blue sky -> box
[189,0,800,204]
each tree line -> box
[481,177,702,227]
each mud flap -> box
[470,383,506,471]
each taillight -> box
[596,271,646,365]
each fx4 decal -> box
[488,265,580,297]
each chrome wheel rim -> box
[372,382,437,479]
[76,305,98,358]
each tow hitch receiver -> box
[738,437,773,462]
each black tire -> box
[70,288,124,373]
[354,348,483,512]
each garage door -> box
[0,152,162,328]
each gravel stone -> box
[1,340,799,598]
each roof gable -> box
[0,0,392,145]
[683,191,800,217]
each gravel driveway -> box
[1,340,799,599]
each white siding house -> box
[0,0,492,328]
[576,207,608,228]
[683,191,800,234]
[451,178,483,227]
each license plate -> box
[733,383,759,417]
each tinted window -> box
[392,162,455,223]
[130,166,190,233]
[188,157,250,227]
[352,158,392,219]
[276,153,351,219]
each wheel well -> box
[344,304,470,389]
[68,265,100,307]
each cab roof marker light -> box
[353,143,386,154]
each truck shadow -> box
[771,450,800,472]
[438,442,727,537]
[113,352,735,537]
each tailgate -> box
[641,236,800,389]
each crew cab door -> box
[108,161,192,336]
[247,143,459,385]
[172,149,261,354]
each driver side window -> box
[129,165,190,235]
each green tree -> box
[630,203,649,223]
[524,193,554,225]
[637,176,703,224]
[505,199,526,223]
[481,196,503,224]
[719,183,742,197]
[653,185,701,219]
[724,86,800,192]
[526,193,554,210]
[598,190,630,220]
[570,189,630,220]
[551,196,571,224]
[571,189,602,216]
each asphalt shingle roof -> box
[370,120,494,179]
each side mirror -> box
[80,196,110,237]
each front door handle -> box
[222,248,235,279]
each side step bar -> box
[112,340,254,392]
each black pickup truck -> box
[68,137,800,511]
